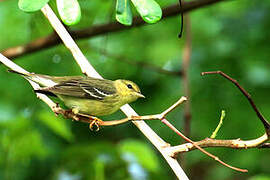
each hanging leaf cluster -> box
[116,0,162,25]
[18,0,162,26]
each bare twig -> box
[166,133,269,155]
[201,71,270,136]
[1,0,225,59]
[101,96,188,126]
[161,119,248,173]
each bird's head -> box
[114,79,145,104]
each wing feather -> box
[37,77,117,100]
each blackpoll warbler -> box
[9,70,144,116]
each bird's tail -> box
[8,69,57,87]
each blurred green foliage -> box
[0,0,270,179]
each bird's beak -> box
[137,92,145,98]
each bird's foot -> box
[89,117,103,131]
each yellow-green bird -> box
[8,70,144,116]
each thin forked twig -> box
[201,71,270,136]
[161,119,248,172]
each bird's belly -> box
[59,96,120,116]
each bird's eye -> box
[127,84,133,89]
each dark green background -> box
[0,0,269,179]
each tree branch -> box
[1,0,225,59]
[166,133,269,156]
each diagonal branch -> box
[1,0,225,59]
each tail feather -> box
[8,69,57,87]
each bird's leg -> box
[70,108,103,131]
[71,107,80,115]
[67,107,103,131]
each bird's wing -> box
[38,78,117,100]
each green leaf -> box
[116,0,133,26]
[38,110,74,141]
[131,0,162,23]
[18,0,50,12]
[56,0,81,25]
[118,139,160,172]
